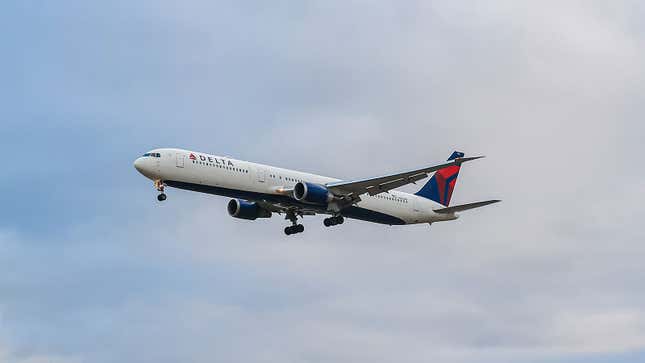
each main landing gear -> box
[284,224,305,235]
[284,210,305,236]
[155,180,167,202]
[323,215,344,227]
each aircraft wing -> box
[326,156,484,200]
[255,200,317,215]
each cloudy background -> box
[2,1,645,362]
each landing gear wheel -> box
[324,216,344,227]
[284,210,305,235]
[284,224,304,235]
[154,180,166,202]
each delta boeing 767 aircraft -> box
[134,149,499,235]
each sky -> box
[1,1,645,362]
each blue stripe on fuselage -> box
[164,180,406,225]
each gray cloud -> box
[1,1,645,362]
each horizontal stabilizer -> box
[434,200,501,214]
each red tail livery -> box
[414,151,464,206]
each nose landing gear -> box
[154,180,167,202]
[323,215,344,227]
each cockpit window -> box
[142,153,161,158]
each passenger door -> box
[256,168,266,183]
[175,153,185,168]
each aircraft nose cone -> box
[134,157,145,174]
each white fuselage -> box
[134,148,458,225]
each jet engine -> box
[227,199,272,220]
[293,182,333,205]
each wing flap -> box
[365,172,428,196]
[433,199,501,214]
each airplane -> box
[133,149,499,235]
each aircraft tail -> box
[414,151,464,206]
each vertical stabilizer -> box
[414,151,463,206]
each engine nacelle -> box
[293,182,333,205]
[227,199,272,220]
